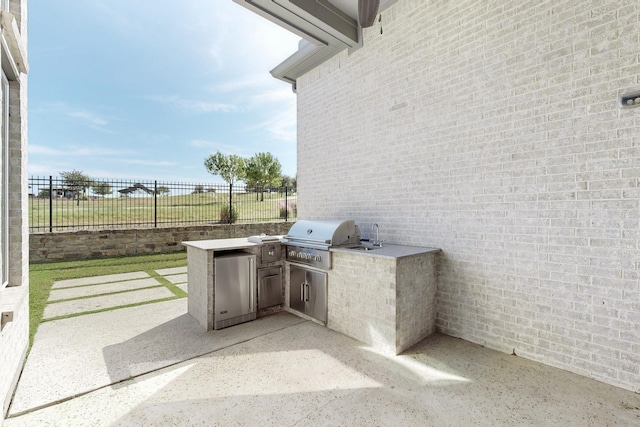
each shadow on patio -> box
[6,295,640,426]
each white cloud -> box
[189,139,255,157]
[259,109,297,142]
[248,87,296,110]
[29,145,65,156]
[66,109,109,127]
[189,139,219,149]
[209,74,274,94]
[30,144,133,158]
[149,95,240,113]
[28,162,59,176]
[121,159,176,167]
[68,146,135,157]
[37,102,114,130]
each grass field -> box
[29,191,297,232]
[29,252,188,349]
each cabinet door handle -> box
[300,282,305,302]
[305,283,310,302]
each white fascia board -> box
[270,41,342,84]
[0,10,27,76]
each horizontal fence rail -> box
[29,176,297,233]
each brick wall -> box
[0,0,29,419]
[29,223,291,262]
[297,0,639,391]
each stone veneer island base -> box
[183,238,261,331]
[328,245,440,355]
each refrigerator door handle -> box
[249,257,255,311]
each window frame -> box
[0,69,8,289]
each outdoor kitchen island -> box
[184,236,440,356]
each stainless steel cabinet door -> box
[289,264,327,323]
[305,269,327,323]
[289,264,305,314]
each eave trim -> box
[0,10,28,75]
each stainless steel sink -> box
[343,244,380,251]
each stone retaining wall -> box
[30,223,291,262]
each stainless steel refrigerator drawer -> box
[214,253,256,330]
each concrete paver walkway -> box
[5,267,640,426]
[51,272,152,289]
[44,287,175,319]
[48,277,163,301]
[42,269,187,320]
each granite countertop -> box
[331,243,440,259]
[182,238,260,251]
[183,237,439,259]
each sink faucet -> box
[372,223,382,247]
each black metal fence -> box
[29,176,297,233]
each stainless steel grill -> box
[283,219,360,270]
[284,219,360,324]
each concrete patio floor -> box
[5,271,640,426]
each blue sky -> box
[28,0,300,184]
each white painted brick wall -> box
[0,0,29,419]
[297,0,640,392]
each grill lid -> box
[285,219,360,247]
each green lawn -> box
[29,252,187,348]
[29,191,297,231]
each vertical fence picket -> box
[48,176,53,232]
[154,180,158,228]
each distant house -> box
[236,0,640,393]
[118,183,154,197]
[50,187,74,199]
[0,0,29,416]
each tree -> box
[91,182,112,197]
[204,151,246,185]
[60,170,92,206]
[193,185,205,194]
[281,174,297,191]
[156,186,170,196]
[245,152,282,201]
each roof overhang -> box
[0,10,28,80]
[233,0,396,87]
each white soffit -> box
[233,0,397,85]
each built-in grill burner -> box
[283,219,360,270]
